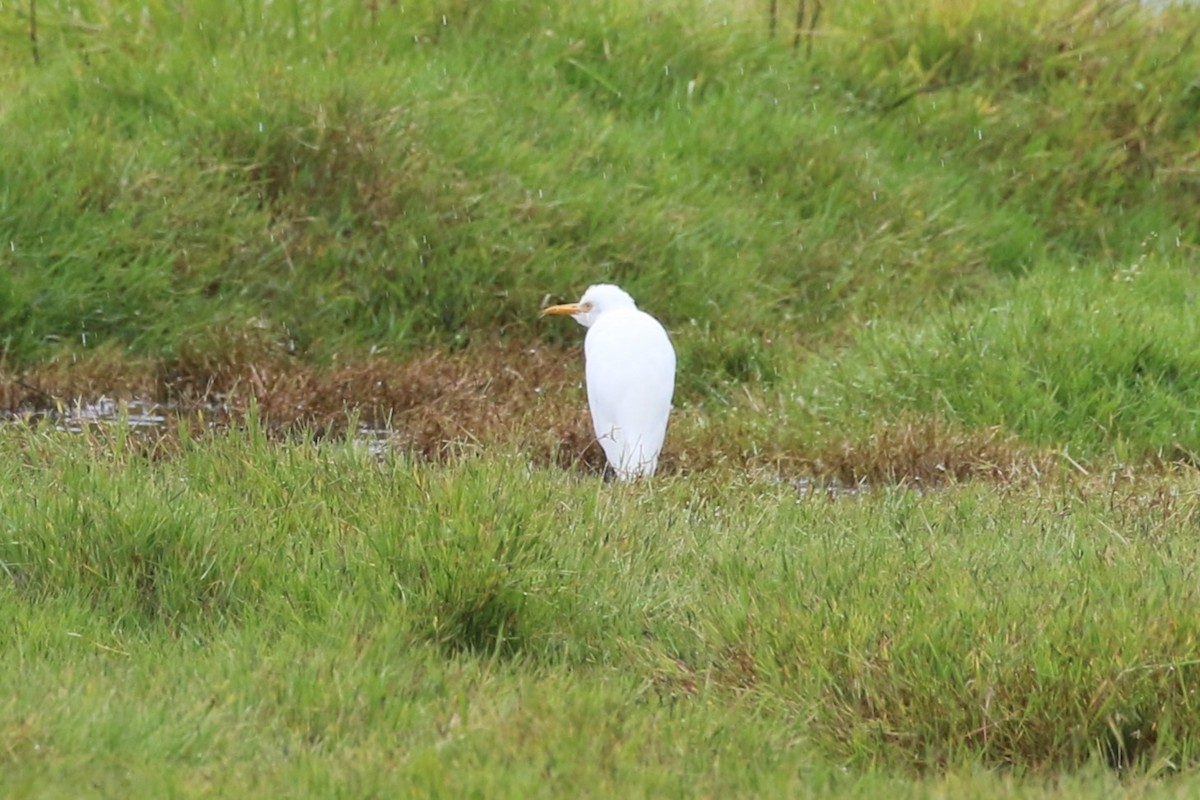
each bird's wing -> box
[584,309,676,476]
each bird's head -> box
[541,284,637,328]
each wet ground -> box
[2,396,403,459]
[0,343,1062,486]
[7,397,192,433]
[0,343,613,475]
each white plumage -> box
[543,284,676,480]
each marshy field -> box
[5,0,1200,795]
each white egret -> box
[542,284,676,481]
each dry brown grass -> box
[0,340,611,475]
[2,343,1062,486]
[799,417,1059,488]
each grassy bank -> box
[3,0,1200,463]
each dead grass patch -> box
[799,417,1057,488]
[0,346,1079,486]
[1,341,610,476]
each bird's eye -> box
[581,302,593,311]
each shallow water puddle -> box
[4,397,210,433]
[57,398,170,431]
[2,396,400,456]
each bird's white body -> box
[545,285,675,481]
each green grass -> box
[4,0,1200,458]
[6,0,1200,793]
[4,423,1200,796]
[760,261,1200,463]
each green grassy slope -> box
[3,0,1199,460]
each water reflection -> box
[6,398,198,433]
[3,396,398,457]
